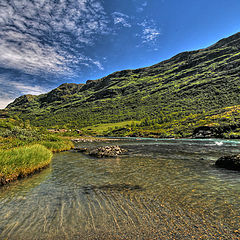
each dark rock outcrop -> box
[215,154,240,171]
[193,124,240,139]
[193,126,219,138]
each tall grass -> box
[40,139,74,152]
[0,121,75,185]
[0,144,52,185]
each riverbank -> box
[0,139,74,186]
[1,131,239,186]
[0,134,124,186]
[0,120,74,186]
[0,144,52,185]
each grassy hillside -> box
[6,32,240,137]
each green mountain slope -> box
[6,32,240,137]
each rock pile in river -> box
[215,154,240,171]
[88,145,127,157]
[73,145,127,157]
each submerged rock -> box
[215,154,240,171]
[72,138,94,143]
[82,183,142,194]
[87,145,127,158]
[73,147,88,152]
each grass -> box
[0,144,52,185]
[40,139,74,152]
[101,104,240,138]
[0,121,75,186]
[81,120,141,135]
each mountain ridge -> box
[6,32,240,137]
[7,31,240,108]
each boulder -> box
[215,154,240,171]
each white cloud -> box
[0,75,49,109]
[142,28,161,42]
[0,99,15,109]
[0,77,48,95]
[0,39,68,74]
[112,12,132,28]
[0,0,108,75]
[137,1,148,12]
[7,81,48,96]
[137,19,161,46]
[91,60,104,71]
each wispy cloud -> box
[0,0,109,107]
[142,27,161,42]
[0,0,164,108]
[0,99,15,109]
[7,81,48,96]
[0,0,108,75]
[112,12,132,28]
[137,19,161,47]
[136,1,148,12]
[0,75,49,108]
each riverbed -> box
[1,138,240,239]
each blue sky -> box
[0,0,240,108]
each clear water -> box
[1,138,240,239]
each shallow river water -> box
[1,138,240,239]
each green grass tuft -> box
[0,144,52,185]
[40,139,74,152]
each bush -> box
[0,126,39,140]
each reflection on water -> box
[0,166,51,201]
[1,138,240,239]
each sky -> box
[1,0,240,109]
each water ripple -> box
[1,138,240,239]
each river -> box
[1,138,240,239]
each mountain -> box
[6,32,240,138]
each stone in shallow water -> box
[73,147,88,152]
[215,154,240,171]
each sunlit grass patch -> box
[41,139,74,152]
[81,120,141,135]
[0,144,52,185]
